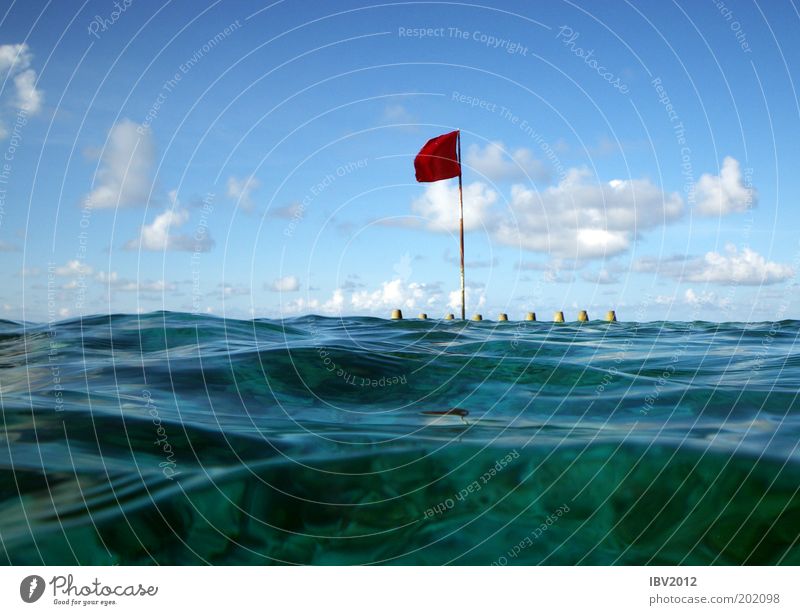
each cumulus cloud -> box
[282,297,320,314]
[447,285,485,311]
[227,175,260,211]
[685,245,792,285]
[695,156,756,216]
[0,43,32,72]
[94,270,176,292]
[54,259,93,277]
[280,277,459,316]
[216,283,250,298]
[466,141,549,182]
[635,246,792,285]
[494,168,684,259]
[323,288,345,312]
[124,208,213,252]
[0,43,43,116]
[86,119,155,208]
[281,288,347,315]
[351,278,439,311]
[407,160,766,261]
[405,159,765,265]
[411,180,498,232]
[14,69,42,113]
[684,288,731,309]
[270,275,300,292]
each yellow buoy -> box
[391,309,403,320]
[444,313,455,320]
[418,313,427,320]
[525,312,536,321]
[554,311,565,323]
[498,313,508,321]
[472,314,483,321]
[605,310,617,322]
[578,310,589,322]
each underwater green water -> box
[1,312,799,564]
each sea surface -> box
[1,312,799,565]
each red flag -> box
[414,130,460,182]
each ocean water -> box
[1,312,799,565]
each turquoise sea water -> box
[1,312,799,564]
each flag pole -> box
[457,130,465,320]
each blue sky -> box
[1,0,799,322]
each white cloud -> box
[14,69,42,113]
[280,289,347,315]
[323,289,345,313]
[410,169,682,261]
[635,246,793,286]
[695,156,756,216]
[93,270,178,294]
[52,262,165,292]
[494,168,684,259]
[227,175,260,211]
[124,208,213,252]
[466,141,548,182]
[351,278,436,311]
[116,279,173,292]
[0,43,32,73]
[282,297,320,314]
[685,245,792,285]
[270,275,300,292]
[217,283,250,298]
[411,180,498,232]
[94,270,118,284]
[55,260,93,277]
[0,43,42,116]
[86,119,155,208]
[684,288,731,309]
[279,278,453,316]
[407,160,762,262]
[447,285,485,311]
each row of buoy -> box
[391,309,617,322]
